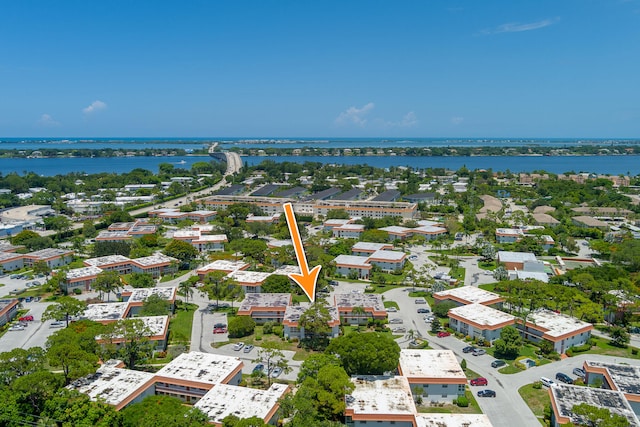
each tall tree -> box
[252,342,290,387]
[326,332,400,376]
[101,319,154,369]
[163,239,199,266]
[299,302,332,350]
[41,296,87,327]
[94,270,122,302]
[292,365,355,423]
[121,395,208,427]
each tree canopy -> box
[325,332,400,375]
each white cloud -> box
[37,114,60,127]
[335,102,375,127]
[399,111,418,127]
[82,100,107,115]
[481,18,558,35]
[378,111,419,128]
[451,116,464,125]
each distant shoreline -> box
[1,144,639,159]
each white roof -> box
[416,220,442,227]
[497,251,537,264]
[131,254,177,267]
[550,384,640,427]
[515,270,549,283]
[584,361,640,396]
[67,367,154,407]
[368,250,405,262]
[173,229,200,239]
[272,265,301,276]
[335,223,365,231]
[83,302,130,321]
[123,287,176,303]
[67,266,103,280]
[238,293,291,312]
[434,286,502,305]
[347,376,416,417]
[227,270,272,285]
[352,242,391,252]
[496,228,523,236]
[415,414,494,427]
[448,304,515,327]
[198,259,249,273]
[193,234,227,243]
[96,230,131,239]
[413,225,447,235]
[268,239,293,248]
[379,225,411,235]
[323,219,351,227]
[195,383,288,424]
[399,350,466,381]
[85,255,131,267]
[527,309,592,338]
[155,351,242,386]
[334,254,371,267]
[334,293,385,311]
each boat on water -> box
[175,160,186,164]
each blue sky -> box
[1,0,639,138]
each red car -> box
[213,323,227,334]
[436,331,451,338]
[470,377,488,386]
[19,315,34,322]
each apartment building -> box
[334,293,387,325]
[447,304,516,343]
[434,286,504,308]
[237,293,292,323]
[398,350,467,402]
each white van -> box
[540,377,556,388]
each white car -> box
[49,321,65,328]
[232,342,245,351]
[386,307,398,312]
[8,325,25,331]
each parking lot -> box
[0,300,55,350]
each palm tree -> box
[178,280,194,304]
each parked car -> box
[424,316,435,323]
[437,331,450,338]
[573,368,586,378]
[329,280,339,286]
[389,318,403,324]
[243,344,254,353]
[417,308,430,314]
[270,367,283,378]
[392,327,406,333]
[409,255,418,260]
[414,298,427,304]
[386,307,398,312]
[32,281,41,286]
[472,349,486,356]
[19,315,34,322]
[556,373,573,384]
[8,325,25,331]
[213,323,227,334]
[233,342,245,351]
[540,377,557,388]
[462,346,476,354]
[477,390,496,397]
[470,377,488,386]
[491,360,506,368]
[252,363,265,374]
[49,321,65,328]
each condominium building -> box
[398,350,467,402]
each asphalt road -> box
[0,299,54,350]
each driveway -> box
[0,299,54,350]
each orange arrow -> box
[283,203,321,302]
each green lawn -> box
[478,283,497,292]
[384,300,400,310]
[160,270,191,283]
[168,303,197,345]
[478,261,497,271]
[417,389,482,414]
[518,383,550,426]
[574,336,640,360]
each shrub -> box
[263,321,275,334]
[456,396,469,407]
[532,381,542,389]
[565,349,573,357]
[632,348,638,356]
[73,288,82,295]
[228,316,256,338]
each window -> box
[442,384,448,388]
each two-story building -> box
[447,304,516,343]
[398,350,467,403]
